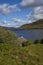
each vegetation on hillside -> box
[20,19,43,29]
[0,27,18,43]
[0,27,43,65]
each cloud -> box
[0,20,7,24]
[20,0,43,7]
[11,18,29,26]
[0,19,23,27]
[0,20,11,26]
[26,6,43,22]
[12,18,24,23]
[0,4,20,15]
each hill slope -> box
[0,39,43,65]
[20,19,43,29]
[0,27,18,44]
[0,26,43,65]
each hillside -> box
[0,26,43,65]
[20,19,43,29]
[0,27,18,44]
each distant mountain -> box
[0,19,43,30]
[2,26,17,30]
[20,19,43,29]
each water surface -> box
[12,29,43,40]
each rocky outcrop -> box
[17,36,27,46]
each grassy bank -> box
[0,27,43,65]
[0,43,43,65]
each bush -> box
[34,40,39,44]
[22,41,29,47]
[40,39,43,44]
[22,40,33,47]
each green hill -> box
[20,19,43,29]
[0,26,43,65]
[0,27,19,44]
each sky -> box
[0,0,43,27]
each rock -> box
[17,36,27,46]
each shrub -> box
[22,40,33,47]
[40,39,43,44]
[34,40,39,44]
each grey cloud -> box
[0,4,20,15]
[26,6,43,22]
[20,0,43,7]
